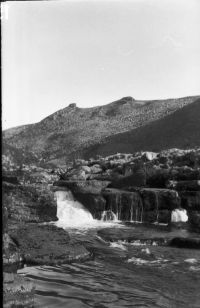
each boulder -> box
[179,191,200,211]
[9,224,90,265]
[74,192,106,219]
[143,210,171,224]
[173,180,200,191]
[139,188,180,211]
[170,237,200,249]
[53,180,111,194]
[90,164,102,174]
[3,182,57,229]
[142,152,158,161]
[81,165,91,173]
[109,170,146,189]
[102,188,143,221]
[188,211,200,232]
[70,169,87,180]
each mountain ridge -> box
[82,98,200,159]
[3,95,200,166]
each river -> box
[18,221,200,308]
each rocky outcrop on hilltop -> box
[3,95,199,166]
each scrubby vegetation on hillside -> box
[3,96,199,166]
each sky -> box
[2,0,200,129]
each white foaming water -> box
[184,258,197,264]
[101,210,118,222]
[55,190,94,227]
[110,241,127,251]
[55,190,121,229]
[171,209,188,222]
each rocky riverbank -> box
[2,148,200,307]
[54,148,200,230]
[2,167,91,307]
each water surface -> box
[18,223,200,308]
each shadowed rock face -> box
[179,191,200,211]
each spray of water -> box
[171,209,188,222]
[55,190,121,229]
[55,191,94,227]
[101,210,118,222]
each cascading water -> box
[55,190,94,227]
[115,194,122,220]
[155,191,159,223]
[101,210,118,222]
[171,191,188,223]
[171,209,188,222]
[130,194,143,222]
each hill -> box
[82,98,200,159]
[3,95,199,166]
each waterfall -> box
[171,209,188,222]
[116,194,122,220]
[55,190,94,227]
[101,210,118,222]
[155,191,159,223]
[130,194,143,222]
[171,190,187,222]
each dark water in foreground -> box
[18,223,200,308]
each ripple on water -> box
[17,224,200,308]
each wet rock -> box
[188,211,200,232]
[74,192,106,219]
[179,191,200,210]
[143,210,171,224]
[170,237,200,249]
[173,180,200,191]
[179,191,200,211]
[9,224,91,265]
[102,188,143,221]
[139,188,180,211]
[97,226,171,245]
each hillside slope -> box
[3,96,199,166]
[83,98,200,159]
